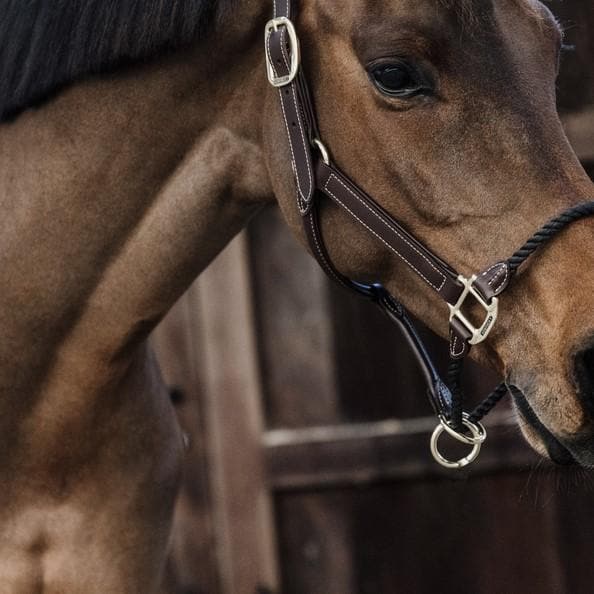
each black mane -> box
[0,0,229,121]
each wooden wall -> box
[153,3,594,593]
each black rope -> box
[447,358,464,431]
[447,358,509,428]
[469,382,509,423]
[507,202,594,274]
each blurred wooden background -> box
[153,3,594,593]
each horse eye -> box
[370,62,429,98]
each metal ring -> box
[313,139,330,165]
[438,413,486,445]
[430,415,487,469]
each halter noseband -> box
[265,1,594,469]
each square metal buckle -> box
[448,275,499,345]
[265,17,300,87]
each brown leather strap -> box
[316,161,465,305]
[265,0,499,406]
[302,196,354,290]
[273,0,291,18]
[266,27,315,213]
[266,14,466,306]
[475,262,511,300]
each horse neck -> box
[0,2,272,401]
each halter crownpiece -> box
[265,0,594,469]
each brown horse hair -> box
[440,0,546,27]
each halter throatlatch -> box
[265,1,594,469]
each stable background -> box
[152,3,594,593]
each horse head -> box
[265,0,594,465]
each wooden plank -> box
[248,207,341,428]
[196,232,279,594]
[265,412,541,490]
[275,471,573,594]
[276,493,356,594]
[249,209,355,593]
[328,287,430,421]
[275,473,567,594]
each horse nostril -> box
[575,344,594,416]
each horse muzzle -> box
[511,380,594,468]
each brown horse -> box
[0,0,592,590]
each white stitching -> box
[480,262,509,293]
[266,29,311,212]
[481,263,503,284]
[279,29,313,209]
[490,267,508,291]
[267,38,305,211]
[308,215,346,286]
[274,0,289,18]
[450,331,465,358]
[278,89,308,211]
[265,31,279,78]
[324,174,446,293]
[327,174,446,292]
[265,36,297,200]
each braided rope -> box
[447,359,509,428]
[507,202,594,274]
[447,358,464,430]
[469,383,509,423]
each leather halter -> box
[264,1,594,468]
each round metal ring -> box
[430,415,487,469]
[438,413,487,445]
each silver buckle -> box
[430,413,487,469]
[265,17,300,87]
[448,275,498,345]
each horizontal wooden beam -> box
[264,412,541,490]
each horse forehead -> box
[310,0,550,34]
[312,0,452,27]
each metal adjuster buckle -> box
[430,413,487,469]
[448,275,499,346]
[265,17,300,87]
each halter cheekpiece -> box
[265,0,594,469]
